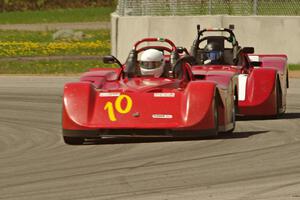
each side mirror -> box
[103,55,116,64]
[102,55,122,67]
[176,47,189,55]
[242,47,254,54]
[176,47,185,54]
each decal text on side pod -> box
[153,93,175,97]
[99,92,120,97]
[152,114,173,119]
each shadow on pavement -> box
[83,130,269,145]
[216,131,269,139]
[237,112,300,121]
[280,112,300,119]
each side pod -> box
[239,68,278,116]
[181,81,218,131]
[62,82,96,130]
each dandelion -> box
[0,40,111,57]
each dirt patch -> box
[289,71,300,78]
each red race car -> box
[190,25,288,117]
[62,38,237,144]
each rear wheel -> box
[63,136,84,145]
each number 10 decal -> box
[104,95,133,121]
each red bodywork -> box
[237,54,288,116]
[190,26,288,117]
[62,38,237,144]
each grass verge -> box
[0,7,114,24]
[0,29,110,42]
[288,64,300,71]
[0,30,110,57]
[0,60,117,74]
[0,61,298,75]
[0,29,112,74]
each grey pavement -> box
[0,76,299,200]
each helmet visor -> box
[206,51,221,61]
[140,61,162,69]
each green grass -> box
[0,60,117,74]
[0,60,298,75]
[257,2,300,15]
[0,29,110,42]
[289,64,300,71]
[0,7,114,24]
[0,30,111,57]
[0,29,112,74]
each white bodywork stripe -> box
[238,74,248,101]
[248,55,259,62]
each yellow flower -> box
[0,40,110,57]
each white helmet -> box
[140,49,164,77]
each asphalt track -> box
[0,76,299,200]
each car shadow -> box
[83,130,269,145]
[215,130,269,139]
[237,112,300,121]
[280,112,300,119]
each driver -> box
[203,42,224,65]
[140,49,165,77]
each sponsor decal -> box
[99,92,120,97]
[153,93,175,97]
[152,114,173,119]
[248,55,259,62]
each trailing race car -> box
[62,38,237,145]
[190,25,288,117]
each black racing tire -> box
[275,79,283,118]
[63,136,84,145]
[213,97,219,136]
[227,93,237,133]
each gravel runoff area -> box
[289,70,300,78]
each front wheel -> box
[212,97,219,136]
[63,136,84,145]
[227,94,237,133]
[274,79,283,118]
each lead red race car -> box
[62,38,237,144]
[189,25,288,117]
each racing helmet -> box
[204,42,223,64]
[140,49,164,77]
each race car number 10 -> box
[104,95,133,121]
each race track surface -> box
[0,76,299,200]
